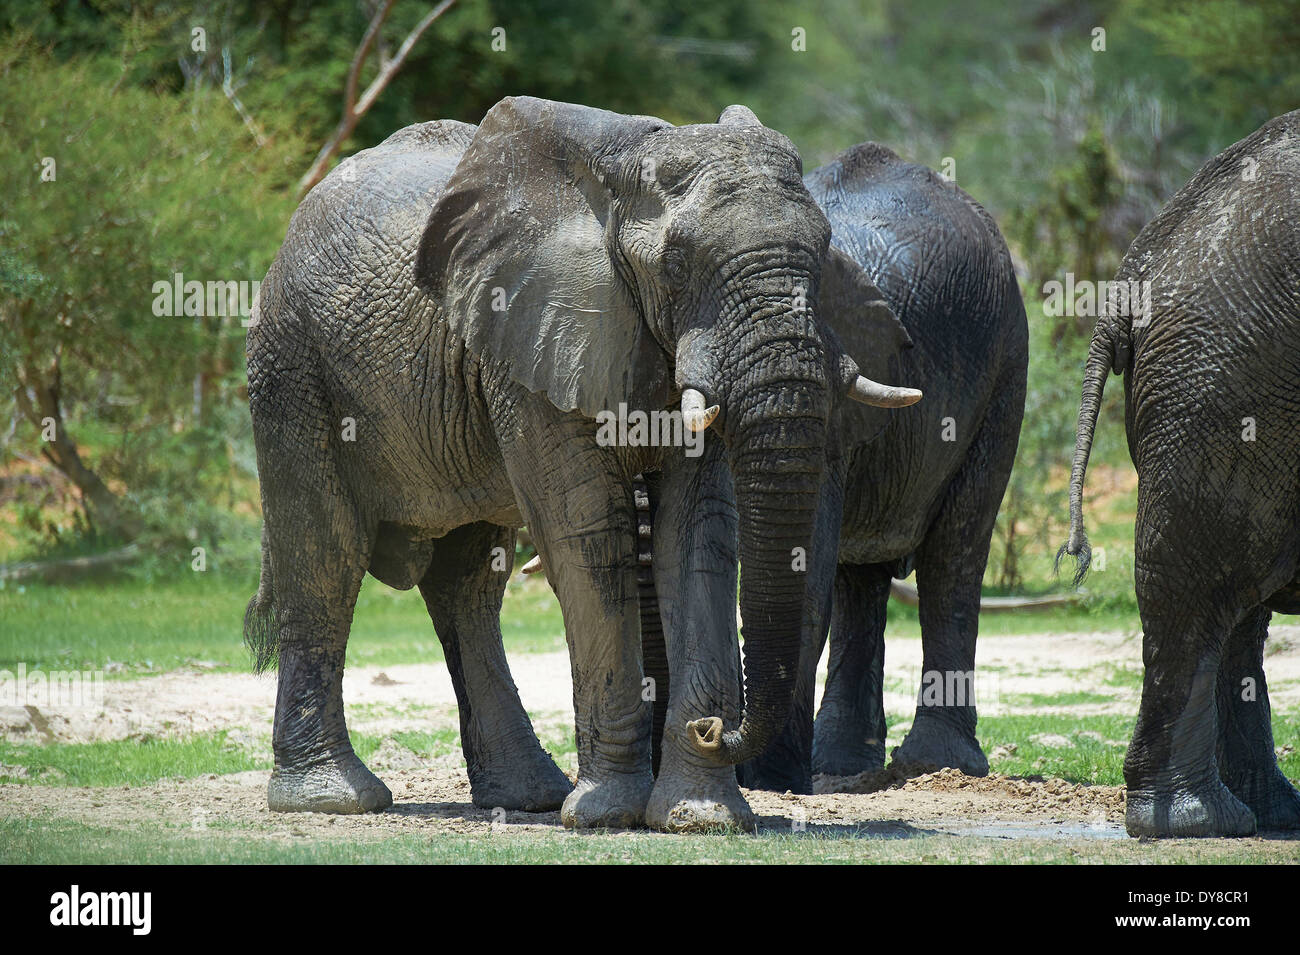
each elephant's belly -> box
[1264,578,1300,615]
[369,524,437,591]
[837,478,947,568]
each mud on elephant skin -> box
[1063,109,1300,838]
[244,97,918,830]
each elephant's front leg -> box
[644,440,754,831]
[499,411,651,829]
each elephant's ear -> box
[416,96,673,419]
[819,244,914,441]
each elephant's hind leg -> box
[252,378,390,814]
[891,380,1021,777]
[418,522,573,812]
[1124,538,1255,835]
[1216,605,1300,830]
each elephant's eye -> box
[663,247,688,287]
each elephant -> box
[637,142,1029,793]
[1062,109,1300,837]
[242,96,919,831]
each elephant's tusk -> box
[847,375,922,408]
[521,554,543,574]
[681,388,720,433]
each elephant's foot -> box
[646,769,755,833]
[1125,780,1256,838]
[1224,766,1300,831]
[467,734,574,812]
[561,772,652,829]
[268,750,392,814]
[812,708,886,778]
[890,715,988,777]
[469,759,573,813]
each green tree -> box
[0,36,300,541]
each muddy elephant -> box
[635,142,1029,793]
[243,97,917,831]
[1063,109,1300,837]
[740,142,1030,792]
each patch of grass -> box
[1005,690,1118,708]
[348,729,463,763]
[882,599,1141,640]
[0,732,265,787]
[1,559,1151,682]
[0,572,566,676]
[535,718,577,762]
[980,710,1300,788]
[981,714,1135,785]
[392,729,461,759]
[3,815,1298,864]
[1100,662,1145,690]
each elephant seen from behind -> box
[1063,110,1300,837]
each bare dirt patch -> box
[0,652,575,746]
[3,624,1299,851]
[815,766,1124,822]
[6,625,1298,747]
[0,761,1127,842]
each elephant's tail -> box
[243,528,280,673]
[1056,323,1122,588]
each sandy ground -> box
[0,763,1129,841]
[6,625,1300,746]
[2,626,1299,843]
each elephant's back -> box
[275,121,478,309]
[807,145,1028,561]
[252,120,477,391]
[1122,114,1300,408]
[805,143,1024,362]
[1121,112,1300,483]
[1119,110,1300,292]
[248,120,501,517]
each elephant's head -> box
[415,96,917,765]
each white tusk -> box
[521,554,543,574]
[681,388,720,433]
[848,376,922,408]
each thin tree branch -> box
[345,0,397,117]
[222,47,267,146]
[355,0,456,114]
[297,0,457,199]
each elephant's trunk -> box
[681,307,829,766]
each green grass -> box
[1,567,1147,680]
[0,571,566,676]
[980,715,1134,785]
[0,732,265,787]
[349,729,462,763]
[882,599,1140,640]
[3,816,1297,864]
[1101,662,1146,690]
[1005,690,1119,707]
[391,729,461,758]
[980,712,1300,787]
